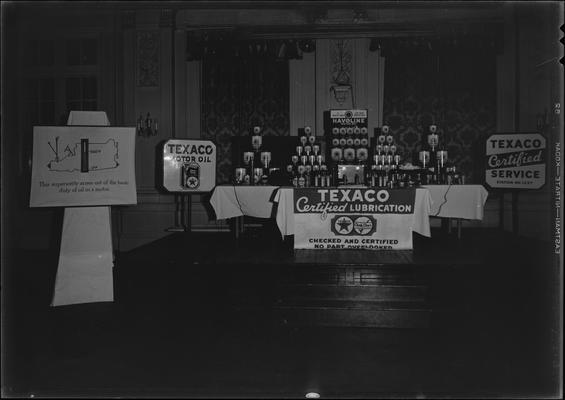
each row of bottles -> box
[285,161,464,189]
[287,164,333,188]
[234,126,276,185]
[366,164,463,188]
[288,127,331,187]
[288,126,333,187]
[417,124,453,185]
[233,124,463,187]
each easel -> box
[167,193,193,233]
[51,111,115,306]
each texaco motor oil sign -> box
[485,133,546,190]
[162,139,216,192]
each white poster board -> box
[162,139,216,193]
[29,126,137,207]
[293,188,418,250]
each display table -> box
[210,185,484,242]
[423,185,489,220]
[209,185,280,238]
[210,185,279,219]
[210,185,432,248]
[422,184,489,239]
[273,188,432,239]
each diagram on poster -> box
[47,137,119,172]
[30,126,137,207]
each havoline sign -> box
[485,133,546,189]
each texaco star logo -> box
[334,216,353,235]
[186,176,199,189]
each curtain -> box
[201,58,290,183]
[383,52,496,182]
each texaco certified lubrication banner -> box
[485,133,546,189]
[30,126,137,207]
[293,188,416,250]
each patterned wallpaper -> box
[136,31,160,87]
[383,53,496,182]
[200,50,495,183]
[201,58,290,183]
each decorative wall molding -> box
[186,61,201,139]
[175,7,503,33]
[121,11,135,30]
[330,39,352,85]
[159,9,174,28]
[289,52,316,135]
[136,31,160,87]
[328,39,354,108]
[366,43,385,129]
[316,38,384,132]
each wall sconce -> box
[137,112,158,137]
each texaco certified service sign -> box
[485,133,546,189]
[162,139,216,192]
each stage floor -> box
[122,225,492,266]
[2,228,559,398]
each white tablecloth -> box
[273,188,432,238]
[423,185,489,220]
[209,185,486,237]
[209,185,280,219]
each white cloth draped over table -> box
[210,186,433,240]
[423,185,489,220]
[209,185,280,219]
[273,188,433,238]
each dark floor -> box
[2,226,561,398]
